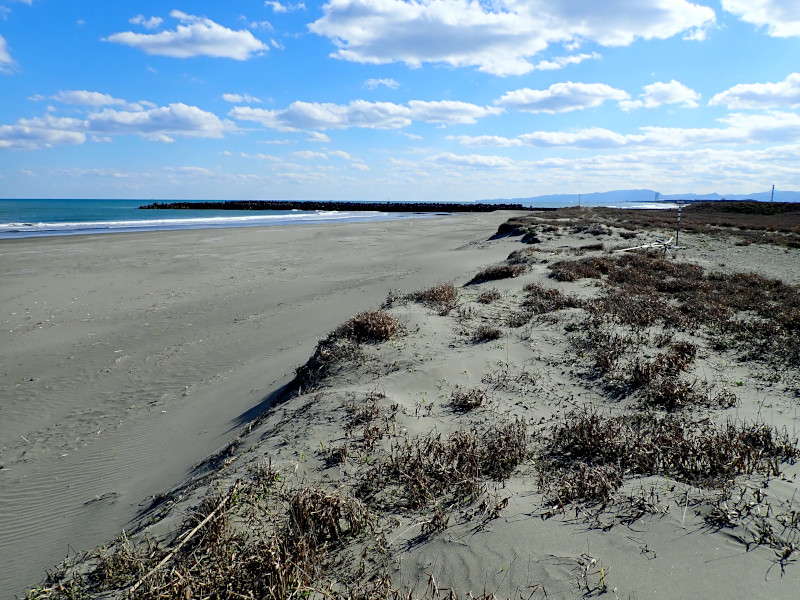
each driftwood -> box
[127,482,240,596]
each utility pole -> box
[578,194,581,208]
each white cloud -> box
[709,73,800,109]
[0,34,14,71]
[229,99,500,131]
[447,134,522,147]
[310,0,715,76]
[307,131,331,142]
[519,128,631,148]
[722,0,800,37]
[0,115,87,149]
[496,82,629,113]
[129,14,163,29]
[533,52,601,71]
[222,93,263,104]
[292,150,327,159]
[364,77,399,89]
[619,80,701,110]
[266,1,306,13]
[105,11,269,60]
[430,152,515,169]
[86,103,229,140]
[52,90,144,110]
[0,102,230,149]
[248,20,275,30]
[450,111,800,150]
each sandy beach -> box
[0,213,516,598]
[5,205,800,599]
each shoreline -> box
[0,212,520,598]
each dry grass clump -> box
[467,263,526,285]
[476,288,501,304]
[538,408,800,506]
[552,252,800,369]
[522,282,583,315]
[293,311,402,393]
[332,310,402,343]
[407,283,458,314]
[450,385,488,412]
[506,247,540,265]
[286,486,373,542]
[472,324,503,342]
[549,256,614,282]
[375,420,527,509]
[30,480,377,600]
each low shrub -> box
[408,283,458,314]
[476,289,502,304]
[538,408,800,506]
[467,264,526,285]
[450,386,487,412]
[472,325,503,342]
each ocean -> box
[0,199,428,239]
[0,198,679,240]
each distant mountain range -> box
[485,188,800,205]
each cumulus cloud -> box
[309,0,715,76]
[620,80,701,110]
[496,82,629,113]
[0,102,230,149]
[52,90,144,111]
[0,115,87,149]
[0,34,14,71]
[364,78,399,89]
[222,93,263,103]
[450,112,800,150]
[307,131,331,142]
[229,99,501,131]
[85,104,229,141]
[129,14,163,29]
[709,73,800,109]
[722,0,800,37]
[105,11,269,60]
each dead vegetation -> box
[551,252,800,370]
[449,385,488,412]
[466,263,526,285]
[367,419,527,510]
[407,283,459,315]
[496,201,800,248]
[538,408,800,507]
[293,310,403,393]
[28,478,376,600]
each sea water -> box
[0,199,419,239]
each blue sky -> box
[1,0,799,201]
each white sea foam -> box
[0,210,396,238]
